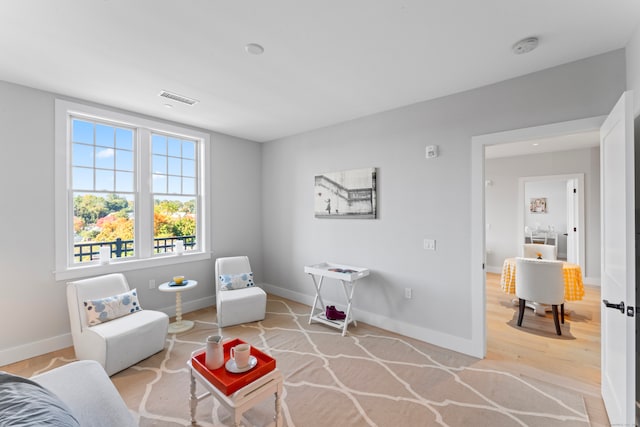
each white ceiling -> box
[1,1,639,142]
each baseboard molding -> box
[583,276,600,286]
[158,295,216,319]
[485,265,503,274]
[0,333,73,367]
[262,282,479,358]
[0,295,217,367]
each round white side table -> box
[159,280,198,333]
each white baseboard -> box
[0,295,217,367]
[0,334,73,367]
[485,265,503,274]
[583,276,600,286]
[158,295,216,318]
[262,282,479,358]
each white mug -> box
[230,343,251,368]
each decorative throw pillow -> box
[84,288,142,326]
[0,372,80,426]
[219,272,255,291]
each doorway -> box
[469,115,605,358]
[517,173,585,266]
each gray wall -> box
[0,81,263,364]
[1,40,635,363]
[261,50,624,351]
[485,147,601,278]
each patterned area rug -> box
[9,296,592,426]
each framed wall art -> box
[314,167,377,219]
[529,197,547,213]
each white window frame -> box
[55,99,211,281]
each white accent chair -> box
[67,273,169,376]
[515,257,565,336]
[215,256,267,327]
[523,243,557,260]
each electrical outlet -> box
[149,279,156,289]
[404,288,412,299]
[423,239,436,250]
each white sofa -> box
[1,360,136,426]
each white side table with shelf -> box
[304,262,370,336]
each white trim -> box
[0,294,216,366]
[54,99,211,280]
[0,334,73,367]
[471,115,606,358]
[262,283,479,357]
[54,251,212,281]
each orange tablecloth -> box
[500,257,585,301]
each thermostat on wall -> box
[426,145,438,158]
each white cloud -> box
[96,148,114,159]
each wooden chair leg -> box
[552,305,562,336]
[517,298,526,326]
[561,303,565,324]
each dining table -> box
[500,257,585,315]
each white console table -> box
[304,262,370,336]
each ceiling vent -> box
[158,90,199,106]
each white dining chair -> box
[515,257,565,335]
[522,243,557,260]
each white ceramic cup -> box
[230,343,251,368]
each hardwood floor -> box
[486,272,601,388]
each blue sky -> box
[71,118,197,195]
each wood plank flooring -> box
[486,272,601,388]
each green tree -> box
[74,194,108,226]
[105,194,130,214]
[155,199,181,214]
[173,215,196,236]
[183,199,196,213]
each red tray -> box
[191,338,276,395]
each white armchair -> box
[515,257,565,335]
[523,243,557,260]
[67,273,169,376]
[215,256,266,327]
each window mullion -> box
[138,128,152,259]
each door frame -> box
[517,173,585,267]
[470,115,606,357]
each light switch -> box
[424,239,436,250]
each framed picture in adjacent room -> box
[529,197,547,213]
[314,167,377,218]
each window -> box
[151,133,199,253]
[55,100,210,280]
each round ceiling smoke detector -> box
[245,43,264,55]
[512,37,539,55]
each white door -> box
[566,179,578,264]
[600,91,635,425]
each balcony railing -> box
[74,236,196,263]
